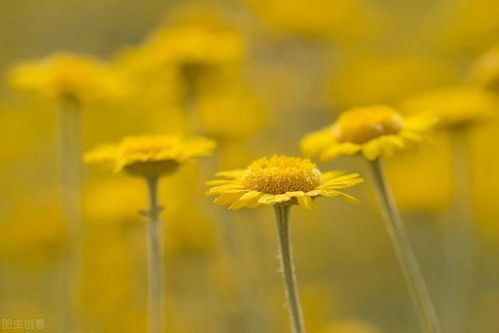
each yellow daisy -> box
[206,155,363,210]
[402,86,498,129]
[9,52,124,103]
[301,105,436,161]
[84,135,216,178]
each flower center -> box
[332,106,403,144]
[241,155,322,194]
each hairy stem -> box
[370,159,441,333]
[145,177,164,333]
[274,205,305,333]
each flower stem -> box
[369,159,441,333]
[274,205,305,333]
[442,130,473,333]
[58,98,83,332]
[145,177,164,333]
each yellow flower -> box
[402,86,498,129]
[469,46,499,93]
[9,52,125,103]
[301,105,435,161]
[328,55,456,109]
[243,0,379,41]
[206,155,363,210]
[119,9,244,76]
[84,135,215,178]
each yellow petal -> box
[297,195,312,210]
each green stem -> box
[370,159,441,333]
[145,177,164,333]
[59,98,83,332]
[274,205,305,333]
[442,130,473,333]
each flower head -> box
[301,105,435,161]
[84,135,215,178]
[206,155,363,210]
[119,10,244,76]
[402,86,498,129]
[9,52,124,103]
[243,0,377,41]
[469,45,499,93]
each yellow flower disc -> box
[206,154,363,210]
[301,105,435,161]
[241,156,322,194]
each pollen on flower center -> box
[332,106,404,144]
[241,155,322,194]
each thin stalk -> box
[369,159,441,333]
[145,177,165,333]
[180,64,203,134]
[58,98,83,332]
[274,205,305,333]
[442,130,473,333]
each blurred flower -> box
[328,55,456,109]
[197,86,266,141]
[402,86,498,130]
[301,105,436,161]
[9,52,126,104]
[469,46,499,93]
[146,11,244,69]
[118,8,245,87]
[317,320,381,333]
[244,0,379,41]
[206,155,362,210]
[84,135,216,178]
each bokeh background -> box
[1,0,499,332]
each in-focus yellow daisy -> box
[403,86,498,130]
[207,154,362,333]
[84,135,215,178]
[301,105,435,161]
[9,52,124,103]
[206,155,362,210]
